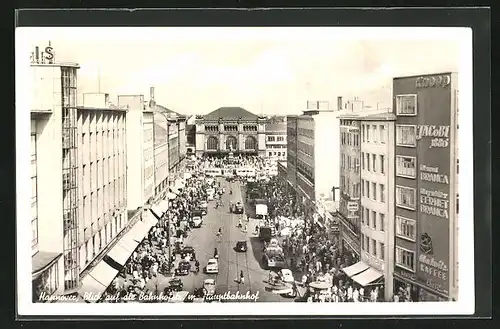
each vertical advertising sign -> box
[414,74,454,298]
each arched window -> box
[245,136,257,150]
[207,136,218,150]
[226,135,237,151]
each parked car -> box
[181,246,196,260]
[175,260,191,276]
[192,210,203,228]
[279,269,295,283]
[203,278,216,296]
[168,278,184,291]
[235,240,248,252]
[231,201,244,214]
[204,258,219,274]
[200,201,208,215]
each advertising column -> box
[415,73,457,300]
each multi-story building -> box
[286,115,298,188]
[265,122,287,161]
[337,115,362,266]
[359,114,396,301]
[195,107,267,157]
[294,104,340,216]
[76,93,128,274]
[30,55,80,299]
[392,72,459,302]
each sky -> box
[19,27,468,115]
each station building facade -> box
[195,107,267,157]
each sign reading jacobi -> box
[414,76,454,298]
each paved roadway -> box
[176,177,287,302]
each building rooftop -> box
[203,107,258,120]
[338,111,396,121]
[265,122,287,132]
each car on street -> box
[200,201,208,214]
[231,201,244,214]
[203,278,216,296]
[235,240,248,252]
[168,278,184,291]
[204,258,219,274]
[192,209,203,228]
[175,260,191,276]
[181,246,196,260]
[279,269,295,283]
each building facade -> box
[195,107,267,157]
[359,114,396,301]
[31,60,80,299]
[76,93,128,275]
[295,109,340,213]
[286,115,298,188]
[392,72,459,302]
[337,116,362,265]
[265,122,287,161]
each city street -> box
[172,177,285,302]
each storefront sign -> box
[413,78,455,298]
[30,43,55,64]
[347,201,359,212]
[415,75,451,89]
[416,125,450,148]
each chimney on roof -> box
[337,96,342,111]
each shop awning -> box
[342,261,369,277]
[107,242,132,266]
[78,262,118,302]
[351,267,384,287]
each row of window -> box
[267,136,285,142]
[31,134,39,250]
[361,206,386,231]
[224,125,238,131]
[243,125,258,132]
[361,234,385,261]
[297,159,314,184]
[81,156,126,195]
[361,180,386,203]
[362,153,386,174]
[341,131,360,147]
[362,124,387,144]
[340,176,360,199]
[206,136,257,150]
[297,128,314,139]
[205,125,219,132]
[80,130,125,164]
[79,112,126,133]
[267,144,286,149]
[341,154,360,173]
[82,213,126,266]
[268,151,286,157]
[82,179,126,229]
[298,141,314,157]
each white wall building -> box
[265,122,287,161]
[359,114,396,301]
[295,108,340,211]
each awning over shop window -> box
[78,261,118,302]
[107,242,132,266]
[342,261,369,277]
[351,267,384,287]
